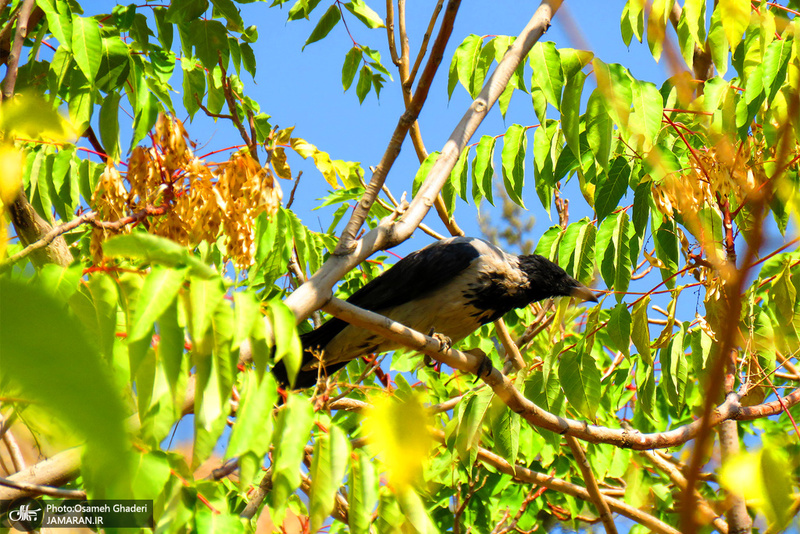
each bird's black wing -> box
[276,239,482,388]
[301,238,481,350]
[346,238,481,311]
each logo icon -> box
[5,498,43,531]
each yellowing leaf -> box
[719,0,750,48]
[0,93,77,142]
[291,137,340,188]
[0,145,24,206]
[363,393,432,488]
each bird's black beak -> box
[570,283,598,303]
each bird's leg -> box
[465,348,493,382]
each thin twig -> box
[332,0,462,255]
[566,436,618,534]
[0,475,86,499]
[408,0,445,87]
[495,317,525,374]
[431,429,680,534]
[642,449,729,534]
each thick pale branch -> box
[321,297,780,449]
[287,0,561,323]
[0,447,81,500]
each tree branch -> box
[431,429,680,534]
[287,0,562,324]
[642,449,729,534]
[0,0,33,100]
[333,0,462,255]
[566,435,618,534]
[321,296,795,449]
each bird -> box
[272,236,597,388]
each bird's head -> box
[518,254,598,303]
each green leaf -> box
[651,212,680,288]
[96,36,130,93]
[683,0,706,43]
[491,396,520,465]
[131,91,159,151]
[130,266,187,343]
[227,372,277,490]
[342,46,361,91]
[189,19,229,69]
[707,7,729,76]
[646,0,669,61]
[454,34,482,98]
[71,16,103,82]
[535,225,564,262]
[99,93,121,162]
[153,7,173,49]
[459,388,494,453]
[165,0,209,21]
[630,80,663,151]
[661,322,688,409]
[309,425,351,533]
[772,262,796,319]
[608,303,632,357]
[271,394,315,523]
[762,38,792,102]
[269,299,303,387]
[288,0,323,20]
[87,272,118,361]
[413,152,440,197]
[585,89,613,175]
[0,278,131,491]
[594,156,631,224]
[241,42,257,77]
[349,450,378,534]
[103,234,217,279]
[597,211,632,300]
[500,124,527,207]
[356,64,371,103]
[592,59,633,140]
[36,0,73,51]
[760,448,794,529]
[635,361,657,421]
[450,146,470,201]
[559,346,601,422]
[344,0,384,28]
[303,5,341,49]
[561,71,586,158]
[631,296,652,365]
[472,135,496,205]
[529,41,564,109]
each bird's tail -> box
[271,318,350,389]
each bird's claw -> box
[466,348,492,383]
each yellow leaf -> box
[719,0,750,48]
[271,147,292,180]
[312,149,338,188]
[0,145,24,206]
[290,137,317,159]
[0,93,77,142]
[363,393,432,489]
[720,451,762,502]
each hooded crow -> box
[273,236,597,388]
